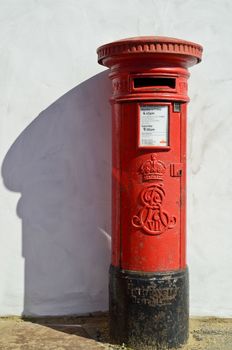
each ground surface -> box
[0,314,231,350]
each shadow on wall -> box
[2,71,112,316]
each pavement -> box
[0,313,231,350]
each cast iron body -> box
[97,36,202,349]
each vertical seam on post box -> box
[180,105,182,269]
[119,102,122,269]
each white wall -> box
[0,0,231,317]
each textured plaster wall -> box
[0,0,231,317]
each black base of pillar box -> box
[109,265,189,350]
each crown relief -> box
[140,154,166,182]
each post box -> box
[97,36,202,349]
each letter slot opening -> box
[134,77,176,89]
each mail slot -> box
[97,36,203,350]
[134,77,176,89]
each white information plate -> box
[139,105,169,147]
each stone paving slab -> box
[0,314,231,349]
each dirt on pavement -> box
[0,313,231,350]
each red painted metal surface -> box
[97,37,202,273]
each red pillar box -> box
[97,37,202,349]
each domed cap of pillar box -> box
[97,36,203,69]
